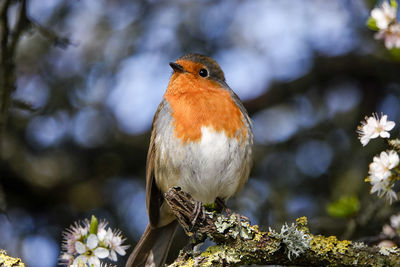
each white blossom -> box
[369,150,399,180]
[357,114,395,146]
[375,23,400,49]
[106,228,129,261]
[74,234,109,267]
[371,1,397,30]
[368,150,399,203]
[370,177,398,203]
[60,219,90,265]
[390,213,400,229]
[60,217,129,266]
[382,224,397,237]
[59,253,75,266]
[370,174,389,194]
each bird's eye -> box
[199,68,208,77]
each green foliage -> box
[89,215,98,235]
[391,0,398,10]
[389,48,400,61]
[326,196,360,218]
[366,17,379,31]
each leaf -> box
[326,195,360,218]
[89,215,98,234]
[389,47,400,61]
[390,0,398,10]
[366,17,379,31]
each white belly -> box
[155,126,248,204]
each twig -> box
[0,0,72,158]
[30,20,73,48]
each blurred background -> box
[1,0,400,266]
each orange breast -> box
[164,73,247,143]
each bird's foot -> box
[190,200,206,228]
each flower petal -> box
[87,234,99,250]
[97,228,107,241]
[380,151,389,165]
[110,250,117,261]
[75,241,86,254]
[94,247,109,259]
[386,189,398,204]
[115,245,127,256]
[371,9,384,21]
[361,136,370,146]
[370,132,380,138]
[73,255,88,265]
[384,121,395,131]
[380,131,390,138]
[388,151,400,168]
[88,255,101,267]
[105,228,113,243]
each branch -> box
[0,0,30,154]
[0,0,72,161]
[8,0,30,52]
[0,0,11,53]
[243,54,400,116]
[164,187,400,267]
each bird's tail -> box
[125,220,178,267]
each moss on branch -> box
[164,187,400,267]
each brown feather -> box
[146,101,164,227]
[125,221,178,267]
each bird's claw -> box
[190,200,206,228]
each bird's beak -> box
[169,62,184,73]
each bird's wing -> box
[229,89,254,195]
[146,100,165,227]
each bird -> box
[126,53,253,267]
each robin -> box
[126,54,253,267]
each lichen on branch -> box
[164,187,400,267]
[0,250,25,267]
